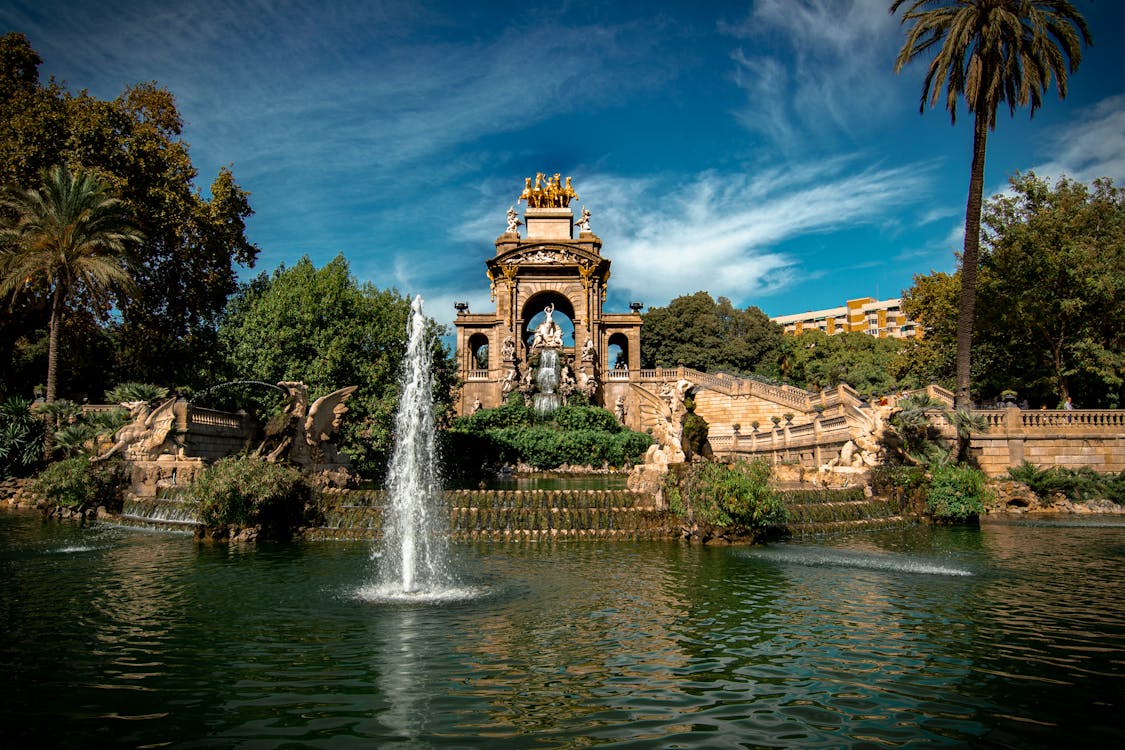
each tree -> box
[783,330,909,397]
[217,255,457,478]
[977,173,1125,407]
[0,33,258,394]
[640,292,782,374]
[893,270,960,390]
[0,164,140,401]
[891,0,1091,408]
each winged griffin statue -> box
[255,382,358,486]
[94,398,181,461]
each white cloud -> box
[573,157,931,308]
[1030,94,1125,185]
[723,0,903,150]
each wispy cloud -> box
[574,156,931,307]
[723,0,902,152]
[1030,94,1125,184]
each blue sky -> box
[4,0,1124,331]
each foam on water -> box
[747,547,974,577]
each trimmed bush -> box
[445,401,653,475]
[192,457,311,538]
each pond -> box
[2,509,1123,748]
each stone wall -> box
[964,408,1125,476]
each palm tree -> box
[0,165,140,401]
[890,1,1090,408]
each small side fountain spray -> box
[375,296,453,596]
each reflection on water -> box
[2,509,1123,748]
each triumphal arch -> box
[454,174,642,416]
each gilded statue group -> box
[519,172,578,208]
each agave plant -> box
[0,397,47,478]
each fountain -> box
[533,347,562,415]
[530,303,565,416]
[372,296,455,597]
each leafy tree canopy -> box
[977,173,1124,407]
[894,270,959,390]
[895,174,1124,408]
[217,254,457,478]
[640,291,782,375]
[0,32,258,396]
[782,330,911,398]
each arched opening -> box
[607,332,629,370]
[521,293,576,350]
[468,333,489,371]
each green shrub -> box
[870,463,927,493]
[445,401,653,475]
[0,397,46,478]
[1008,461,1125,505]
[666,458,787,531]
[192,457,311,536]
[553,405,621,433]
[31,456,126,512]
[104,382,170,404]
[927,464,989,521]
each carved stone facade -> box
[455,180,642,415]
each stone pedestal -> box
[524,207,574,239]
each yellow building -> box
[771,297,921,339]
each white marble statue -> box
[531,303,564,348]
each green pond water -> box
[2,509,1123,748]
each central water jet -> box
[377,295,452,595]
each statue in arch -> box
[531,303,564,348]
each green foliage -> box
[641,291,783,375]
[665,458,786,531]
[870,463,927,493]
[0,33,259,396]
[104,382,169,404]
[0,164,140,401]
[552,405,621,433]
[682,412,709,460]
[445,401,652,475]
[1008,461,1125,506]
[192,456,310,536]
[782,330,910,396]
[977,174,1125,407]
[0,396,46,478]
[895,271,959,390]
[51,423,97,458]
[926,464,988,522]
[217,255,456,478]
[885,394,986,468]
[31,455,125,511]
